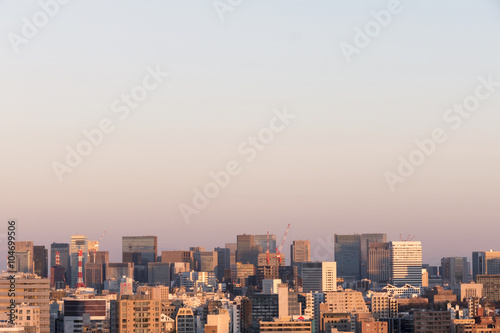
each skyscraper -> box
[441,257,469,285]
[50,243,71,284]
[334,234,361,280]
[472,250,500,281]
[290,240,311,266]
[215,247,231,282]
[360,233,387,279]
[390,241,422,286]
[237,234,255,264]
[14,241,34,273]
[255,234,277,254]
[33,245,48,278]
[70,235,88,288]
[368,242,391,285]
[122,236,158,265]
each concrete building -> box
[441,257,469,285]
[110,295,161,333]
[105,263,134,281]
[278,284,300,318]
[231,263,255,287]
[301,262,337,293]
[84,263,104,289]
[413,310,451,333]
[237,235,262,265]
[13,303,40,332]
[225,243,237,266]
[176,308,195,333]
[257,253,285,267]
[0,273,50,333]
[390,241,422,286]
[370,293,398,319]
[215,248,231,282]
[459,283,483,302]
[70,235,88,287]
[260,317,312,333]
[476,275,500,302]
[254,234,277,254]
[368,243,391,285]
[122,236,158,265]
[323,290,369,314]
[290,241,311,266]
[161,251,194,267]
[90,251,109,265]
[382,284,421,298]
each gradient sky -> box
[1,0,499,268]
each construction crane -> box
[90,230,107,263]
[275,224,291,265]
[266,231,270,265]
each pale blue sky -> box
[1,0,499,266]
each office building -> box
[215,247,231,282]
[122,235,157,265]
[63,299,107,332]
[0,273,50,333]
[70,235,88,287]
[334,234,361,280]
[368,242,391,285]
[105,262,134,281]
[441,257,469,285]
[148,262,171,285]
[472,250,500,281]
[413,310,451,333]
[176,308,195,333]
[257,253,285,266]
[360,234,387,279]
[33,245,48,278]
[50,243,71,284]
[90,250,109,264]
[110,295,161,333]
[14,241,34,273]
[371,293,398,319]
[291,240,311,266]
[161,250,194,267]
[85,263,104,289]
[390,241,422,286]
[301,262,337,293]
[459,283,483,302]
[260,318,312,333]
[476,275,500,302]
[194,251,218,272]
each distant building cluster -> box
[1,233,500,333]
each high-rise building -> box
[215,247,231,282]
[105,263,134,281]
[301,262,337,293]
[413,310,451,333]
[193,251,218,272]
[290,240,311,266]
[334,234,361,280]
[33,245,48,278]
[390,241,422,286]
[91,251,109,264]
[441,257,469,285]
[255,234,277,254]
[368,242,391,285]
[63,299,107,332]
[14,241,34,273]
[225,243,237,266]
[360,233,387,279]
[148,262,171,285]
[0,273,50,333]
[50,243,71,284]
[70,235,88,288]
[122,236,158,265]
[472,250,500,281]
[85,263,104,289]
[161,251,194,267]
[237,234,256,264]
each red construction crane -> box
[266,231,270,265]
[276,224,291,264]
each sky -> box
[1,0,499,267]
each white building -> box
[390,241,422,286]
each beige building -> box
[290,241,311,266]
[460,283,483,302]
[414,310,451,333]
[475,275,500,302]
[0,274,49,333]
[324,290,369,314]
[110,295,161,333]
[260,317,312,333]
[14,303,40,333]
[370,293,397,319]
